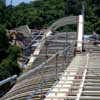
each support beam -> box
[77,15,84,52]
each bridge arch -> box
[49,16,77,31]
[28,15,84,66]
[47,15,84,51]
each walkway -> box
[45,45,100,100]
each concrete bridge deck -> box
[2,45,100,100]
[44,45,100,100]
[1,32,76,100]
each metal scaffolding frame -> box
[1,30,77,100]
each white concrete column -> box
[77,15,84,52]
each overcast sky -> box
[6,0,34,6]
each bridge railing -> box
[0,75,17,97]
[0,75,17,87]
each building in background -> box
[7,25,32,48]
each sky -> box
[6,0,34,6]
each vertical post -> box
[64,32,68,64]
[40,66,44,100]
[55,50,58,81]
[10,0,12,8]
[77,15,84,52]
[45,33,48,59]
[63,47,66,64]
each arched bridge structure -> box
[49,16,77,31]
[27,15,83,67]
[1,15,86,100]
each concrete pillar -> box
[77,15,84,52]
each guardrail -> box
[0,75,17,87]
[0,75,17,97]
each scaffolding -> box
[1,31,77,100]
[1,16,79,100]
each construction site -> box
[0,14,100,100]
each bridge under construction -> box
[1,15,100,100]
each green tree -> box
[0,57,21,81]
[0,45,22,81]
[7,45,22,61]
[0,25,9,62]
[84,0,100,33]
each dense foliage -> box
[0,26,21,81]
[0,0,100,32]
[0,25,9,62]
[0,43,22,80]
[0,0,100,80]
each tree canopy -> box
[0,0,100,33]
[0,21,21,81]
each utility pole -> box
[64,0,68,16]
[10,0,13,8]
[81,2,85,17]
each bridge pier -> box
[77,15,84,52]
